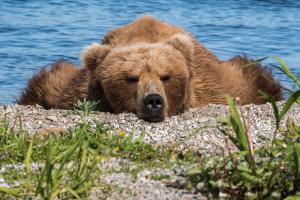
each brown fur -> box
[18,61,88,109]
[17,16,282,121]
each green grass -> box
[1,56,300,199]
[0,115,196,199]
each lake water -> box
[0,0,299,105]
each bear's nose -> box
[143,93,164,114]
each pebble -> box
[46,115,58,122]
[198,117,210,123]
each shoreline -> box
[1,102,299,155]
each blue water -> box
[0,0,299,105]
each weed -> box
[74,99,99,117]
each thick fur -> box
[18,61,88,109]
[18,16,282,119]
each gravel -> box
[0,102,299,199]
[1,102,299,154]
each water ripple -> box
[0,0,299,104]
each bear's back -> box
[102,16,184,47]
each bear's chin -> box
[137,112,165,122]
[143,116,165,123]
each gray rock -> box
[46,115,58,122]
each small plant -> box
[74,98,99,116]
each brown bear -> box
[17,16,282,122]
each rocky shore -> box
[0,102,299,199]
[1,102,300,154]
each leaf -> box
[284,192,300,200]
[36,141,56,197]
[66,187,82,200]
[237,165,252,173]
[259,90,280,129]
[279,90,300,121]
[293,143,300,190]
[259,90,300,130]
[0,186,19,196]
[239,172,258,183]
[25,141,33,178]
[78,142,88,176]
[271,56,288,69]
[53,141,80,163]
[243,57,269,68]
[271,56,300,87]
[135,131,146,144]
[218,127,239,145]
[50,188,61,200]
[226,95,249,152]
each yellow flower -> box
[114,146,120,152]
[171,153,177,161]
[99,155,109,161]
[118,130,126,137]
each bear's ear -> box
[166,33,194,62]
[81,43,111,71]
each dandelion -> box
[171,153,177,161]
[114,146,120,152]
[118,130,126,137]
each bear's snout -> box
[143,93,164,114]
[140,93,165,122]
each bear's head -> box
[81,34,194,122]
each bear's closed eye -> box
[160,75,170,81]
[126,76,139,83]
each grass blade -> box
[25,141,33,177]
[78,142,88,176]
[0,186,19,196]
[226,95,249,151]
[279,90,300,121]
[271,55,300,87]
[25,140,33,193]
[284,192,300,200]
[53,141,80,163]
[259,90,280,129]
[243,57,269,68]
[294,144,300,191]
[66,187,82,200]
[271,55,288,69]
